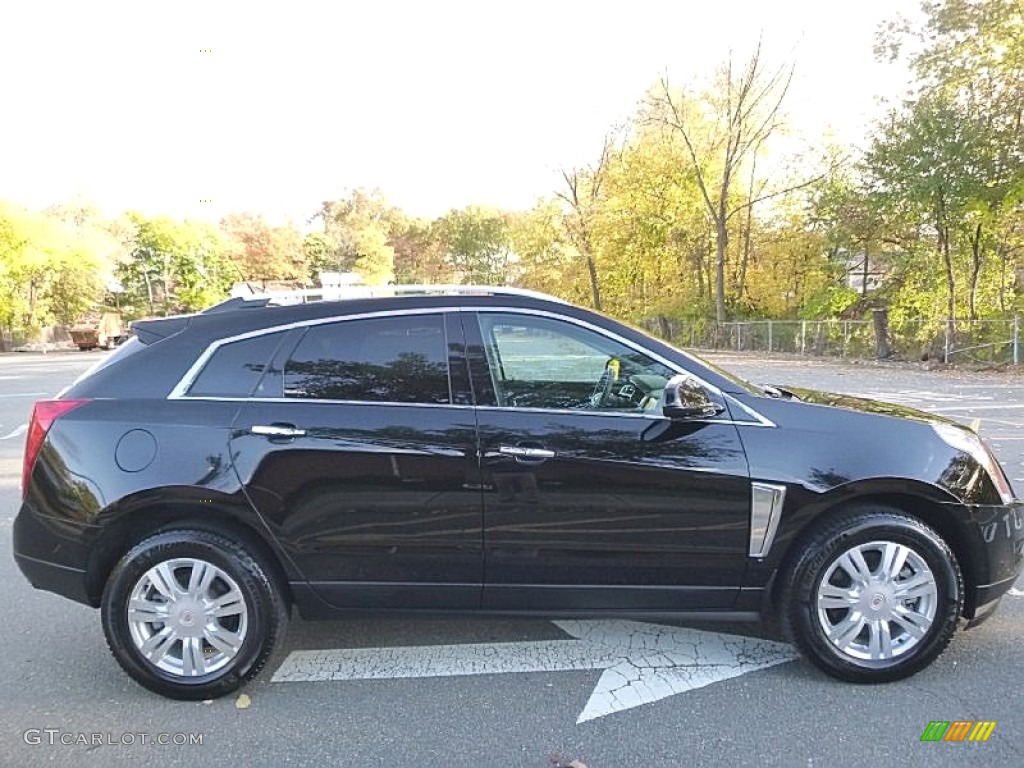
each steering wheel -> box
[590,358,621,408]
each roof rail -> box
[205,284,568,312]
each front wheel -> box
[101,529,288,699]
[783,507,963,683]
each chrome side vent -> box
[749,483,787,558]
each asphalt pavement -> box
[0,350,1021,768]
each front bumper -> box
[966,572,1019,628]
[962,501,1024,623]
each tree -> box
[557,134,615,310]
[746,211,849,319]
[880,0,1024,128]
[391,217,453,284]
[43,251,105,325]
[314,189,396,285]
[44,199,133,273]
[434,206,518,284]
[220,213,306,287]
[116,214,231,315]
[0,204,51,331]
[647,43,795,321]
[595,120,715,319]
[172,221,234,310]
[302,231,334,285]
[0,201,107,333]
[41,199,131,316]
[350,225,395,285]
[507,201,579,298]
[866,0,1024,333]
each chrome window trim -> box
[475,404,763,426]
[726,395,777,428]
[471,307,774,427]
[166,304,776,427]
[163,395,760,426]
[475,306,700,387]
[168,307,452,400]
[748,482,787,558]
[172,396,477,410]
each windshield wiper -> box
[762,384,799,400]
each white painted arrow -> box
[271,620,798,723]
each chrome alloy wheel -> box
[815,540,938,662]
[126,558,249,677]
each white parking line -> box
[953,418,1024,429]
[929,404,1024,412]
[0,425,28,440]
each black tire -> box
[782,506,962,683]
[101,529,288,700]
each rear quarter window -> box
[188,332,287,397]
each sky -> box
[0,0,921,225]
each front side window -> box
[284,314,451,404]
[477,313,674,412]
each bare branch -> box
[724,171,832,223]
[654,77,718,220]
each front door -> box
[466,310,751,611]
[229,311,483,609]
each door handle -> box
[498,445,556,462]
[252,424,307,438]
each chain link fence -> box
[647,316,1022,364]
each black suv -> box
[13,286,1023,699]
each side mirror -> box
[662,374,725,420]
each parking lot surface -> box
[1,351,1021,767]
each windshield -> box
[681,347,762,394]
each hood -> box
[773,385,964,427]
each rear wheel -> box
[101,529,287,699]
[783,507,962,683]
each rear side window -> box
[188,332,287,397]
[284,315,450,403]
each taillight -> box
[22,399,90,497]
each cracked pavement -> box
[273,620,797,723]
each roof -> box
[205,284,568,312]
[131,286,574,345]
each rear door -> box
[227,311,483,609]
